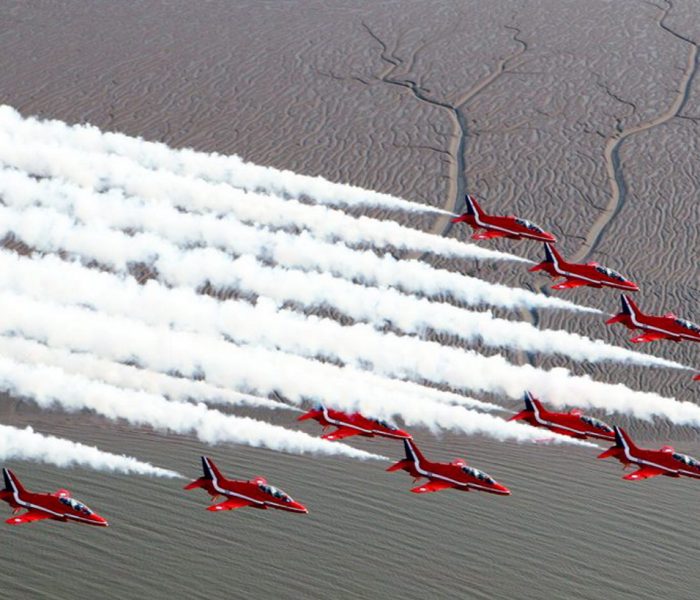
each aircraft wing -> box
[6,510,53,525]
[630,332,675,343]
[552,278,591,290]
[546,426,584,439]
[322,426,361,442]
[207,498,255,512]
[472,230,513,240]
[411,480,459,494]
[623,466,666,481]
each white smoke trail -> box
[0,104,455,215]
[0,335,289,411]
[0,288,498,413]
[0,288,690,433]
[0,290,588,444]
[0,199,582,323]
[0,202,678,370]
[0,424,181,477]
[0,355,381,460]
[0,250,683,384]
[0,168,595,318]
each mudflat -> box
[0,2,698,599]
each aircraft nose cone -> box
[544,233,557,243]
[292,502,308,514]
[92,514,109,527]
[626,282,640,291]
[495,484,511,495]
[397,429,412,439]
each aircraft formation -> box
[451,194,699,367]
[2,195,698,527]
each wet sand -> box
[0,1,698,599]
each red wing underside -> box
[630,332,675,343]
[472,230,516,240]
[546,426,584,439]
[6,510,53,525]
[322,426,361,441]
[552,278,591,290]
[207,498,256,511]
[411,480,459,494]
[623,466,666,481]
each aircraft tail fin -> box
[387,439,425,472]
[523,391,544,414]
[451,195,484,224]
[613,426,638,453]
[2,468,27,497]
[529,243,562,273]
[404,439,427,465]
[606,295,638,327]
[184,456,225,490]
[465,194,484,217]
[597,426,633,459]
[508,391,542,421]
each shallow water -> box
[1,405,699,600]
[0,1,698,598]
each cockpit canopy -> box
[672,453,700,468]
[515,218,545,234]
[675,318,700,333]
[461,466,495,484]
[594,265,626,282]
[258,483,293,503]
[580,415,614,432]
[58,496,93,515]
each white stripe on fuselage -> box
[528,399,603,438]
[624,297,699,341]
[321,407,404,438]
[205,458,264,507]
[549,250,631,289]
[203,458,301,511]
[405,443,504,494]
[5,471,97,523]
[617,432,676,474]
[469,198,547,241]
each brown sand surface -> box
[0,1,698,598]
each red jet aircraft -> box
[606,295,700,343]
[297,405,411,441]
[451,195,556,242]
[508,392,615,441]
[387,439,510,495]
[0,468,108,526]
[185,456,308,514]
[598,427,700,481]
[529,243,638,291]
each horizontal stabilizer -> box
[184,477,207,490]
[605,314,627,325]
[507,410,530,422]
[386,459,410,473]
[597,447,621,460]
